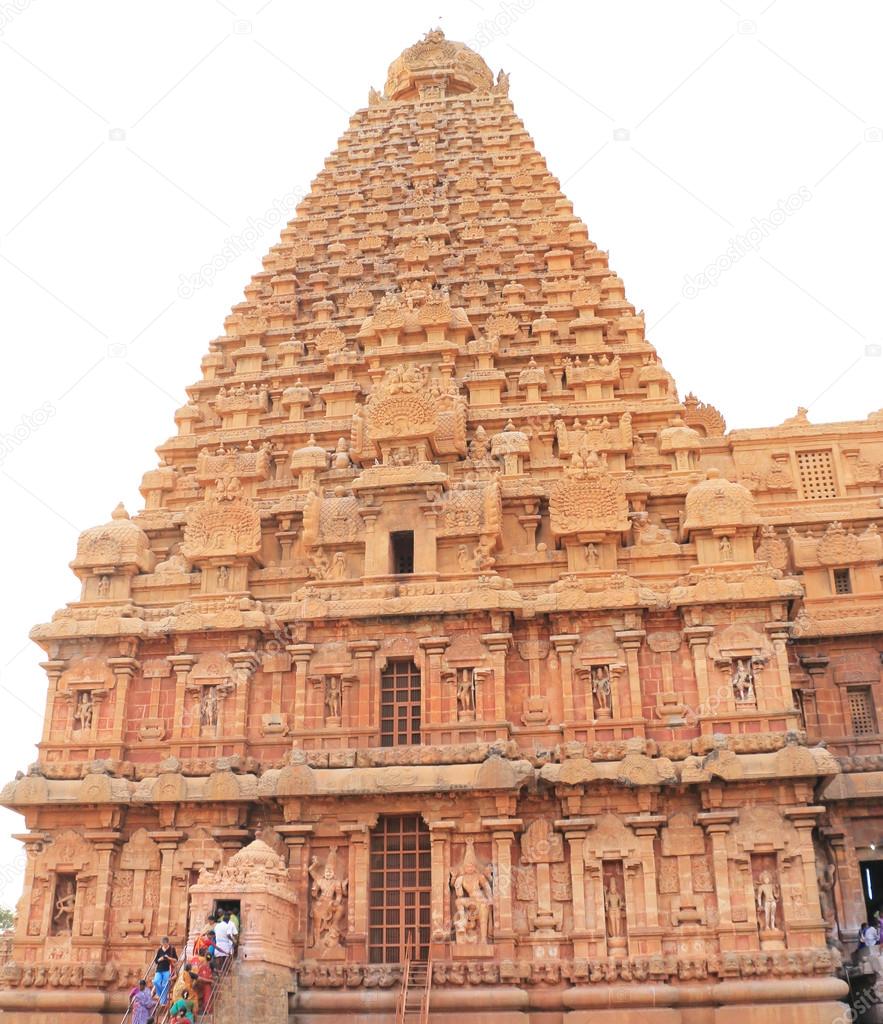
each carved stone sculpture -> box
[308,847,348,957]
[451,840,493,947]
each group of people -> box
[128,911,239,1024]
[858,911,882,957]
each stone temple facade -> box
[1,28,882,1024]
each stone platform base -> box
[0,975,849,1024]
[294,977,849,1024]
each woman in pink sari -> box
[129,978,157,1024]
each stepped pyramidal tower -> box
[3,28,883,1024]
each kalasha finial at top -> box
[378,28,508,102]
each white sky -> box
[0,0,881,908]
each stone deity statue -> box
[308,847,348,953]
[755,870,780,930]
[604,876,625,938]
[451,840,493,945]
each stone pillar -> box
[287,643,315,732]
[428,821,455,951]
[685,626,715,728]
[765,622,801,723]
[107,656,138,752]
[13,832,47,941]
[39,660,66,745]
[358,507,382,576]
[84,831,121,945]
[149,830,184,940]
[823,826,862,940]
[418,636,449,731]
[550,635,579,723]
[168,654,196,742]
[213,828,251,864]
[626,814,666,941]
[481,631,512,724]
[555,817,596,958]
[784,806,828,937]
[228,650,259,740]
[277,824,313,954]
[418,502,439,576]
[483,817,521,957]
[340,823,370,957]
[698,810,738,936]
[616,629,646,722]
[348,640,380,735]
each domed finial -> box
[111,502,129,520]
[384,29,494,101]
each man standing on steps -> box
[213,912,238,973]
[151,936,178,1009]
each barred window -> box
[380,659,421,746]
[796,450,837,499]
[368,815,431,964]
[848,687,877,736]
[833,568,852,594]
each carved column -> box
[484,817,521,957]
[685,626,715,728]
[358,507,381,576]
[208,834,245,871]
[13,832,47,941]
[615,629,646,722]
[277,824,313,953]
[418,636,449,731]
[428,820,455,950]
[784,805,828,932]
[228,650,259,740]
[107,656,138,752]
[823,826,861,939]
[85,831,121,945]
[340,823,370,956]
[348,640,380,735]
[149,830,184,939]
[287,643,315,732]
[555,816,596,958]
[551,634,579,723]
[481,631,512,724]
[168,654,196,742]
[798,654,829,737]
[39,660,66,745]
[765,622,800,721]
[626,814,666,949]
[418,502,439,576]
[698,810,738,942]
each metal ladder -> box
[395,932,432,1024]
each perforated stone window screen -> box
[833,568,853,594]
[796,449,838,499]
[848,687,877,736]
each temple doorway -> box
[368,814,431,963]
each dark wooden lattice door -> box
[379,659,421,747]
[368,814,431,963]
